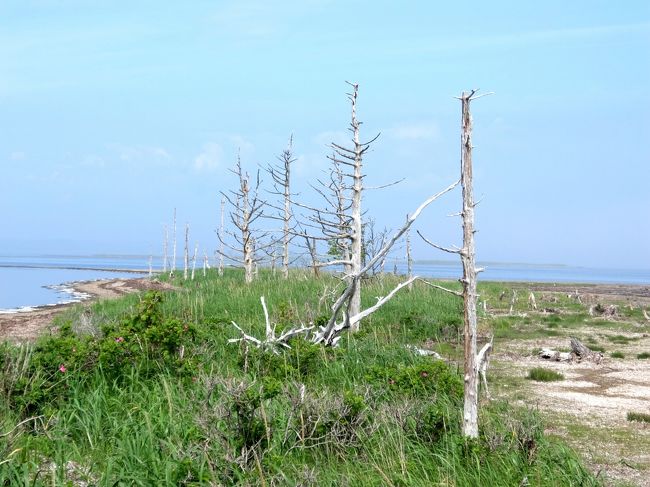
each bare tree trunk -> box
[219,196,225,276]
[148,255,153,278]
[191,243,198,280]
[406,220,413,291]
[282,138,293,279]
[348,83,363,332]
[305,236,320,278]
[184,223,189,281]
[170,208,177,278]
[203,251,209,277]
[460,90,480,439]
[163,224,168,274]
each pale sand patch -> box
[0,278,177,342]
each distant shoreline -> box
[0,263,153,274]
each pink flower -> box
[58,364,67,373]
[420,371,429,378]
[115,337,124,343]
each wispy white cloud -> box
[194,142,223,172]
[9,151,26,161]
[386,122,440,141]
[112,145,171,162]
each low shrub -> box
[527,367,564,382]
[627,411,650,424]
[610,351,625,359]
[366,359,463,400]
[637,352,650,360]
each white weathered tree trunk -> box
[348,83,363,332]
[406,220,413,291]
[191,243,198,280]
[459,91,480,439]
[219,196,225,276]
[183,223,190,281]
[170,208,177,278]
[282,139,293,279]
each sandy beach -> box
[0,278,176,342]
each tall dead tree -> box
[458,90,481,438]
[418,89,492,438]
[170,208,177,278]
[406,220,413,291]
[219,157,268,283]
[291,83,378,332]
[266,136,297,279]
[183,223,190,281]
[218,196,225,276]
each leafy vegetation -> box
[527,367,565,382]
[627,411,650,424]
[610,351,625,359]
[0,270,598,485]
[637,352,650,360]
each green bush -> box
[637,352,650,359]
[627,411,650,423]
[527,367,564,382]
[366,359,463,400]
[610,351,625,358]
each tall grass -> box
[0,269,599,485]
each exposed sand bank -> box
[0,278,176,342]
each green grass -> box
[610,351,625,359]
[627,411,650,424]
[527,367,565,382]
[0,270,599,486]
[636,352,650,360]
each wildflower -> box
[58,364,67,373]
[420,371,429,378]
[115,336,125,343]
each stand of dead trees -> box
[218,157,270,283]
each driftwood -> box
[538,337,603,364]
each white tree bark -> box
[459,90,481,438]
[219,196,225,276]
[183,223,190,281]
[348,83,363,332]
[170,208,177,278]
[406,220,413,291]
[191,243,198,280]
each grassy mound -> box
[527,367,565,382]
[0,270,598,486]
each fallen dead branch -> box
[538,337,603,364]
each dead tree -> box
[219,157,268,283]
[362,217,390,277]
[170,208,177,278]
[183,223,190,281]
[266,136,297,279]
[191,243,198,280]
[230,180,459,349]
[417,89,492,438]
[405,220,413,291]
[218,196,225,276]
[291,83,379,332]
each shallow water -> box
[0,255,647,311]
[0,266,143,312]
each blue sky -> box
[1,0,648,269]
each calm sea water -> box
[0,255,647,312]
[0,256,149,312]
